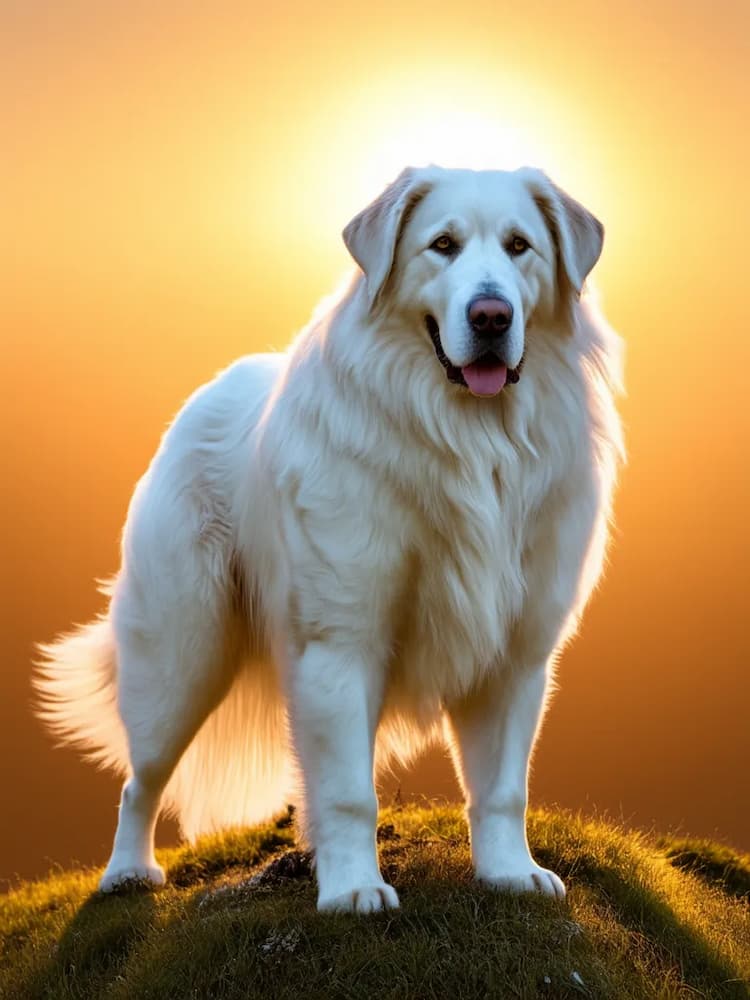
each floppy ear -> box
[518,167,604,296]
[342,167,432,309]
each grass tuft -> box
[1,806,748,999]
[657,836,750,901]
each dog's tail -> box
[33,579,293,841]
[160,660,294,840]
[33,580,129,776]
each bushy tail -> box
[34,590,129,776]
[160,664,295,840]
[34,585,294,841]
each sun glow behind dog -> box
[6,0,750,893]
[330,99,558,199]
[233,72,614,295]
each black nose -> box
[467,296,513,337]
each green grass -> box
[2,805,748,999]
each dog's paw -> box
[99,862,166,893]
[479,863,566,900]
[318,882,400,914]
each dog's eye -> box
[508,235,531,257]
[430,234,459,256]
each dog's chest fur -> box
[390,460,530,703]
[389,380,589,702]
[266,324,595,705]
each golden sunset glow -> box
[3,0,749,881]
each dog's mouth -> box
[425,315,523,397]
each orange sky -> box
[2,0,749,883]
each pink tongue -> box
[461,361,508,396]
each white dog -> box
[36,165,623,913]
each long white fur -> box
[35,165,623,912]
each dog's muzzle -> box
[425,314,524,394]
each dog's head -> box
[343,165,603,397]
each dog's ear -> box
[518,167,604,297]
[343,167,432,310]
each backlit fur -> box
[36,165,624,911]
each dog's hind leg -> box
[99,585,242,892]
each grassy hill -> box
[1,805,748,999]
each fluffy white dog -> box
[36,165,623,913]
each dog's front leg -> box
[289,639,399,913]
[445,662,566,898]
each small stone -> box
[259,928,301,958]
